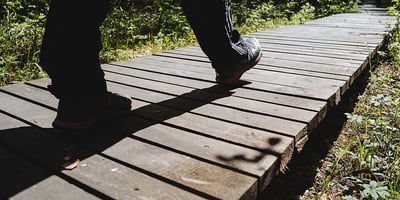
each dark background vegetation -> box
[0,0,359,86]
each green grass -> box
[0,4,47,86]
[0,0,359,86]
[320,63,400,199]
[311,63,400,199]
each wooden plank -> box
[165,46,356,82]
[304,20,390,28]
[263,31,384,44]
[307,13,392,24]
[263,51,363,68]
[246,29,386,85]
[3,80,294,195]
[311,17,390,25]
[111,58,328,112]
[130,54,344,103]
[101,64,319,122]
[25,77,304,155]
[170,41,369,61]
[303,20,392,30]
[24,79,294,156]
[262,40,369,60]
[155,51,362,69]
[260,44,369,60]
[309,15,394,25]
[256,37,372,52]
[26,78,296,188]
[272,23,391,36]
[0,88,263,199]
[249,32,380,47]
[31,77,326,145]
[250,30,384,45]
[170,47,368,70]
[0,144,99,200]
[151,50,361,87]
[324,12,391,17]
[299,25,390,35]
[170,45,368,65]
[253,31,381,45]
[97,138,261,199]
[100,65,318,134]
[0,98,210,200]
[170,44,366,68]
[137,51,358,79]
[1,82,288,173]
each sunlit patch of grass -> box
[304,62,400,199]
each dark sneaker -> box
[52,92,132,131]
[215,37,262,85]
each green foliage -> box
[1,0,359,86]
[343,195,359,200]
[100,0,194,63]
[0,0,49,86]
[231,0,358,34]
[360,181,391,199]
[388,0,400,64]
[308,62,400,198]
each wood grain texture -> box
[0,7,394,199]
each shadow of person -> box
[0,125,96,198]
[1,82,260,199]
[216,137,282,164]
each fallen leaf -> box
[63,159,80,170]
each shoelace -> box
[240,39,256,61]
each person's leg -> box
[40,0,131,130]
[40,0,109,99]
[180,0,262,85]
[180,0,244,66]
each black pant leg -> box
[40,0,110,99]
[180,0,247,69]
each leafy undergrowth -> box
[302,63,400,199]
[0,0,358,86]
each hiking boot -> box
[215,37,262,85]
[52,92,132,131]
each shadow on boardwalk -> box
[0,81,285,200]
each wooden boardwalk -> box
[0,5,396,200]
